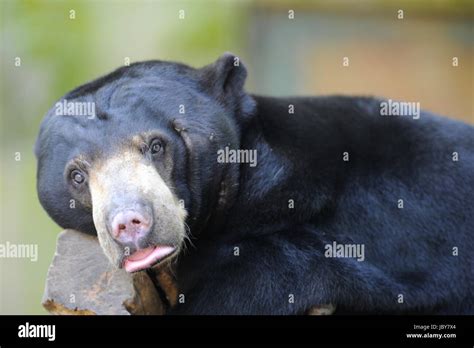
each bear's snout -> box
[87,150,188,270]
[110,209,152,246]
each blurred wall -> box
[249,1,473,123]
[0,0,472,314]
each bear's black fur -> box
[36,54,474,314]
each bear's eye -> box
[150,139,163,155]
[70,170,85,185]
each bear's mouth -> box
[123,245,176,273]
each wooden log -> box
[42,229,169,315]
[307,304,336,315]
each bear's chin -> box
[123,245,176,273]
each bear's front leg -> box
[168,229,343,315]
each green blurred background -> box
[0,0,472,314]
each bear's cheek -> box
[87,151,187,267]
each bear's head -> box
[35,53,255,272]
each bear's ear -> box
[199,52,255,120]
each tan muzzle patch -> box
[88,149,187,269]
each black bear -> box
[35,53,474,314]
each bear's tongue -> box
[124,245,175,273]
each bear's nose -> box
[110,210,152,245]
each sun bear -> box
[35,53,474,314]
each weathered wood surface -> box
[42,229,171,315]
